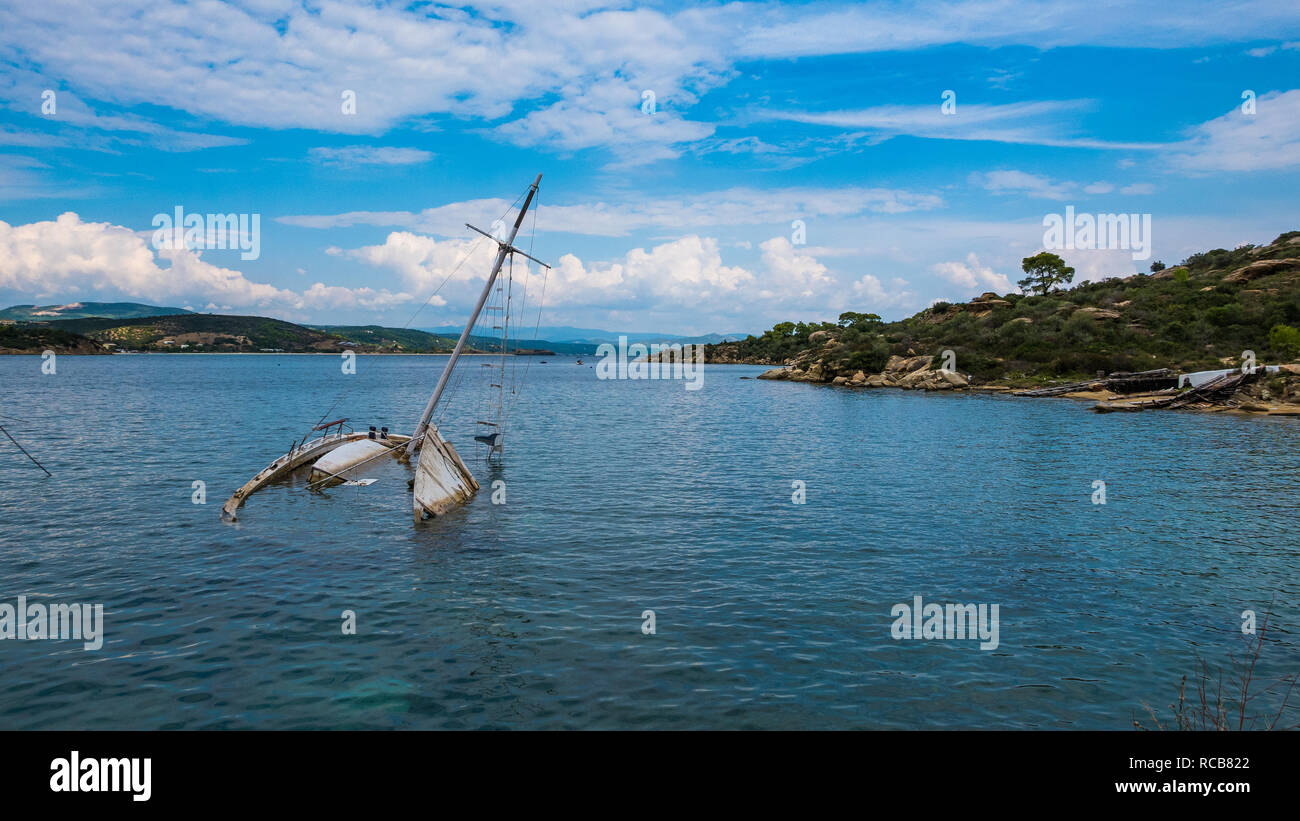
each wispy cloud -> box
[1171,89,1300,172]
[308,146,434,167]
[278,186,946,237]
[764,101,1170,151]
[969,170,1157,200]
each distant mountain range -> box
[0,303,750,351]
[309,324,591,355]
[416,324,751,345]
[0,301,194,321]
[1,302,593,355]
[12,314,577,355]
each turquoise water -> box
[0,353,1296,729]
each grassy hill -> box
[707,230,1300,385]
[0,324,109,354]
[46,314,353,352]
[0,301,192,321]
[27,313,561,354]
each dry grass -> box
[1135,605,1298,731]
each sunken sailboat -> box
[221,173,549,524]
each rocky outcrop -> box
[1222,258,1300,284]
[962,292,1013,317]
[757,350,970,391]
[1073,306,1122,320]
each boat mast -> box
[491,253,511,458]
[405,173,542,455]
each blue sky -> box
[1,0,1299,335]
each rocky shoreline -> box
[758,352,970,390]
[752,353,1300,417]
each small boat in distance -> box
[221,174,549,524]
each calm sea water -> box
[0,353,1296,729]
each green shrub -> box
[1268,324,1300,359]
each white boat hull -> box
[413,426,479,522]
[220,432,412,521]
[310,438,395,484]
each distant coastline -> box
[0,310,574,357]
[0,349,560,356]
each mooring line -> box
[0,423,52,477]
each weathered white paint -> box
[1179,365,1280,388]
[221,432,410,521]
[413,425,479,523]
[309,438,394,484]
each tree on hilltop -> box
[1019,252,1075,296]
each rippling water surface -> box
[0,354,1296,729]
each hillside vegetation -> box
[0,324,109,354]
[12,312,556,354]
[45,314,350,352]
[710,231,1300,385]
[312,325,458,352]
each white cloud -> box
[5,0,1287,162]
[764,101,1170,151]
[851,274,914,310]
[0,75,247,153]
[307,146,434,167]
[342,232,498,306]
[932,252,1013,294]
[0,1,731,161]
[972,170,1073,200]
[278,185,945,237]
[734,1,1300,58]
[299,282,415,310]
[1171,89,1300,171]
[971,170,1155,200]
[756,236,832,299]
[0,212,410,316]
[342,230,863,322]
[1120,183,1155,195]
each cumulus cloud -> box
[756,236,832,299]
[340,231,500,308]
[932,252,1014,294]
[342,230,865,322]
[850,274,914,310]
[0,212,410,316]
